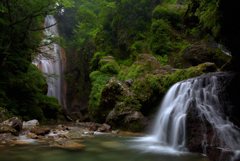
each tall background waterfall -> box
[138,73,240,159]
[33,15,66,108]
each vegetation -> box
[0,0,73,120]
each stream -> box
[0,125,207,161]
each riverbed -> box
[0,125,208,161]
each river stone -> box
[0,125,18,136]
[22,120,39,130]
[100,141,124,149]
[0,133,13,141]
[29,127,50,135]
[1,117,22,131]
[66,131,84,139]
[26,133,38,139]
[50,138,86,149]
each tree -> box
[0,0,73,119]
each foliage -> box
[150,19,172,55]
[89,71,113,110]
[152,4,184,28]
[0,0,73,120]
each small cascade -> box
[151,73,240,155]
[33,15,66,107]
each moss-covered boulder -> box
[93,77,133,123]
[106,103,148,132]
[182,41,230,68]
[0,125,18,136]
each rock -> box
[106,107,148,132]
[102,124,111,131]
[26,133,38,139]
[58,134,68,138]
[29,127,50,135]
[50,138,86,150]
[48,135,54,139]
[88,125,97,131]
[57,125,70,131]
[0,125,18,136]
[124,79,134,87]
[182,42,230,68]
[1,117,22,131]
[37,135,45,140]
[97,124,111,132]
[66,131,84,139]
[86,131,94,135]
[22,120,39,130]
[95,77,133,123]
[0,133,14,141]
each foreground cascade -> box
[151,72,240,160]
[33,15,66,107]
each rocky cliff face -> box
[186,72,240,161]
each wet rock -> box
[22,120,39,130]
[0,133,14,141]
[26,133,38,139]
[48,135,54,139]
[1,117,22,131]
[86,131,94,135]
[57,125,70,131]
[50,138,86,149]
[0,125,18,136]
[66,131,84,139]
[29,127,50,136]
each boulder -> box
[96,77,133,123]
[22,120,39,130]
[29,127,50,135]
[26,133,38,139]
[0,125,18,136]
[1,117,22,131]
[106,105,148,132]
[182,42,230,68]
[50,138,86,150]
[0,133,14,141]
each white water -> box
[33,15,65,107]
[139,75,240,156]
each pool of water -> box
[0,131,208,161]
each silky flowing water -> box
[0,126,207,161]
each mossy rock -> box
[0,125,19,136]
[181,41,230,68]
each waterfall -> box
[33,15,66,107]
[149,73,240,155]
